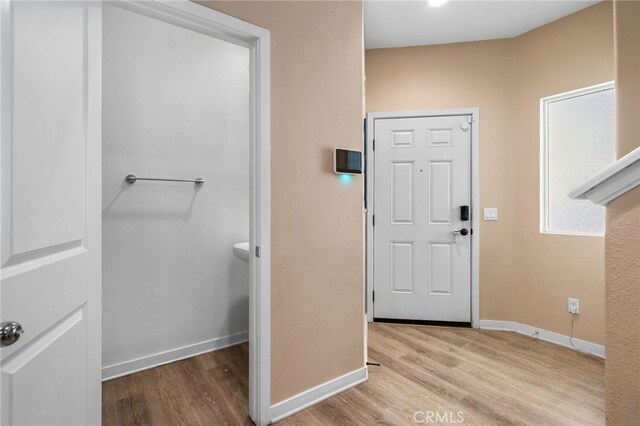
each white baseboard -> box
[102,331,249,381]
[270,367,368,423]
[479,320,604,358]
[479,320,516,331]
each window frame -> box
[540,81,615,237]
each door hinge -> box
[372,215,375,226]
[372,139,375,151]
[255,246,261,258]
[372,291,375,302]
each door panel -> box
[391,162,414,223]
[3,308,86,425]
[391,241,414,293]
[1,2,102,424]
[374,115,471,322]
[391,130,414,147]
[428,161,452,224]
[10,3,85,258]
[428,127,453,146]
[428,243,452,295]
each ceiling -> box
[364,0,599,49]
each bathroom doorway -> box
[0,0,269,424]
[100,2,271,424]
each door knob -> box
[1,321,24,347]
[453,228,469,236]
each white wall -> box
[102,5,250,371]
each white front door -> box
[373,115,471,322]
[1,2,102,424]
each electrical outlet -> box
[568,298,580,314]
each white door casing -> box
[98,2,272,424]
[1,1,102,424]
[372,114,473,322]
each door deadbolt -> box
[1,321,24,347]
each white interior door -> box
[1,2,102,424]
[373,115,471,322]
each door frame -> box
[103,2,271,424]
[365,109,480,328]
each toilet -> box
[233,242,250,262]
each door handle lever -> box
[453,228,469,236]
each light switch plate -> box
[483,208,498,221]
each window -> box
[541,82,615,236]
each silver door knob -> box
[1,321,24,347]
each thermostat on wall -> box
[334,148,362,175]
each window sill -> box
[540,230,604,238]
[569,146,640,206]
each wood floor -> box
[103,323,605,425]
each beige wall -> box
[366,3,613,344]
[605,1,640,423]
[198,1,365,404]
[511,3,612,345]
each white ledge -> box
[569,146,640,205]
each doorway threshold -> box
[374,318,471,328]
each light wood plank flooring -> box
[103,323,604,425]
